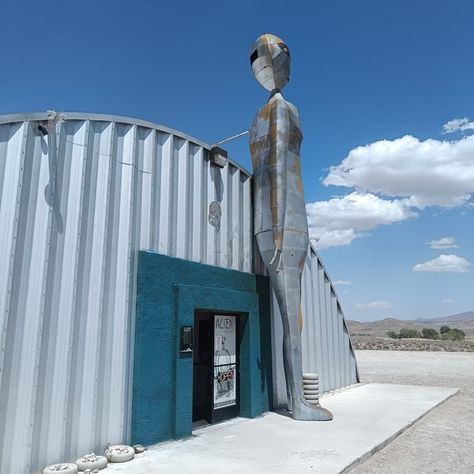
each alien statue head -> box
[250,33,291,92]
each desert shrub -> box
[441,328,465,341]
[421,328,439,339]
[440,325,451,334]
[387,331,399,339]
[451,328,465,341]
[399,328,422,339]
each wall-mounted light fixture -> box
[210,146,228,168]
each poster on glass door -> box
[213,315,236,410]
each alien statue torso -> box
[249,92,308,265]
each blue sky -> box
[1,0,473,321]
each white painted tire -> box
[133,444,146,454]
[304,395,320,401]
[75,454,108,471]
[303,384,319,390]
[302,373,319,379]
[43,463,78,474]
[303,389,319,396]
[105,445,135,463]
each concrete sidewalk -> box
[107,383,458,474]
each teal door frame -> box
[174,284,261,438]
[132,251,271,446]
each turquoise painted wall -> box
[132,251,272,446]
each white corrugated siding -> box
[271,243,359,408]
[0,113,252,474]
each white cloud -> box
[333,280,352,286]
[322,134,474,208]
[307,128,474,249]
[428,237,459,249]
[441,298,455,304]
[355,301,392,309]
[307,192,416,249]
[413,254,471,273]
[442,118,474,134]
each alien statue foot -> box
[291,398,333,421]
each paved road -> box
[351,350,474,474]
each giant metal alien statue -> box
[249,33,333,421]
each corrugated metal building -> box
[0,112,358,474]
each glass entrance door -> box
[212,314,239,423]
[193,312,240,426]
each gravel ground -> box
[350,350,474,474]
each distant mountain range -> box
[414,311,474,322]
[347,311,474,337]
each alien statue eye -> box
[250,49,259,65]
[277,43,290,56]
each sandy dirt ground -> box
[350,350,474,474]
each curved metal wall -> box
[0,113,252,474]
[271,243,359,408]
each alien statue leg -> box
[257,230,333,421]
